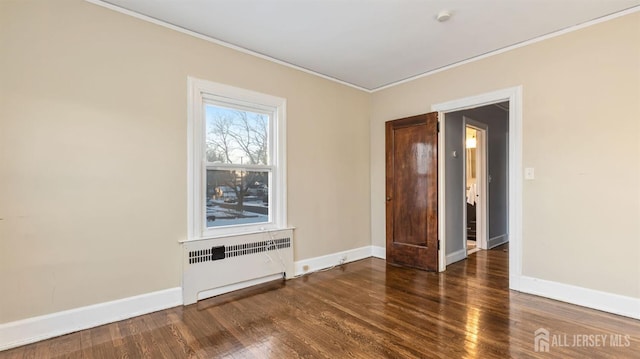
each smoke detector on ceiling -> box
[436,10,452,22]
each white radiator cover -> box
[182,229,294,305]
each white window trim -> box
[187,77,287,240]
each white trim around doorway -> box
[432,86,523,291]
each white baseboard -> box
[488,234,508,249]
[519,276,640,319]
[371,245,386,259]
[446,248,467,265]
[294,245,373,276]
[0,287,182,351]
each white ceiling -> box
[99,0,640,91]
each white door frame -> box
[464,118,488,251]
[432,86,523,292]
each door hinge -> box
[437,122,440,132]
[438,240,440,250]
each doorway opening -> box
[464,122,487,256]
[440,105,507,266]
[465,125,479,255]
[432,86,523,292]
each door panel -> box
[385,112,438,271]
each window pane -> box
[206,169,269,228]
[205,104,269,165]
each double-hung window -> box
[188,78,286,239]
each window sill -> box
[179,226,295,244]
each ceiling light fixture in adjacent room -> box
[466,136,477,149]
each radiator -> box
[182,229,294,305]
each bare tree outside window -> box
[205,105,270,227]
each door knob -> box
[386,197,392,201]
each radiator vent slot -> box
[227,237,291,258]
[188,249,211,264]
[187,237,291,264]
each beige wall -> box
[371,13,640,298]
[0,0,371,323]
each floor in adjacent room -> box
[467,239,480,255]
[2,244,639,358]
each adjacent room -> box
[1,0,639,357]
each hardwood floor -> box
[2,244,639,358]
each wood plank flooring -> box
[2,244,639,358]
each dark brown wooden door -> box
[385,112,438,271]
